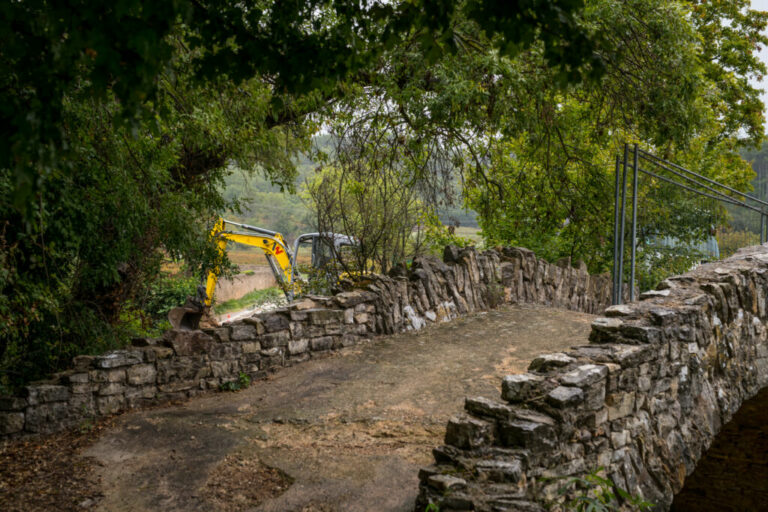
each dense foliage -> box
[318,0,766,284]
[2,0,766,390]
[0,35,313,390]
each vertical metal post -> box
[629,144,639,302]
[761,212,765,245]
[612,155,621,305]
[618,144,629,304]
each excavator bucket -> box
[168,304,204,330]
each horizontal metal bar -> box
[637,167,765,215]
[638,149,768,208]
[222,219,279,237]
[632,156,749,208]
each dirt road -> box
[78,304,594,511]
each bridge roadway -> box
[84,304,595,512]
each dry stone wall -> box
[415,245,768,512]
[0,246,612,438]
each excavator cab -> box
[293,232,357,270]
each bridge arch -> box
[417,245,768,511]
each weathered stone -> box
[528,352,575,372]
[445,416,493,449]
[150,345,174,359]
[163,330,214,356]
[465,396,515,420]
[499,416,557,451]
[310,336,334,351]
[427,474,466,492]
[0,397,28,411]
[0,412,25,435]
[476,459,523,483]
[25,385,69,405]
[288,339,309,355]
[546,386,584,408]
[126,364,157,386]
[241,317,266,334]
[231,324,259,341]
[343,308,355,324]
[606,392,635,421]
[262,313,290,332]
[96,395,125,415]
[94,350,143,369]
[501,373,544,403]
[72,355,96,371]
[261,330,290,348]
[559,364,608,388]
[308,309,344,325]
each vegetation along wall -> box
[0,245,611,438]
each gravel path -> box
[7,303,596,512]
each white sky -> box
[751,0,768,118]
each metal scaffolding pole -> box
[617,144,629,304]
[612,155,621,305]
[629,144,639,302]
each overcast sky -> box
[751,0,768,118]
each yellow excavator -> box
[168,218,357,330]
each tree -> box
[0,34,313,390]
[325,0,766,281]
[2,0,602,217]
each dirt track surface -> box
[11,304,596,512]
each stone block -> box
[0,396,28,411]
[445,415,493,449]
[66,372,89,384]
[262,313,290,332]
[427,474,466,492]
[0,412,25,435]
[529,353,575,372]
[97,395,125,415]
[475,459,523,483]
[288,339,309,355]
[340,334,360,347]
[546,386,584,408]
[98,382,125,396]
[500,416,557,451]
[210,361,236,378]
[606,392,635,421]
[289,321,304,338]
[94,350,143,369]
[308,309,344,325]
[501,373,544,403]
[25,402,70,433]
[163,330,214,355]
[231,324,259,341]
[559,364,608,388]
[89,369,126,384]
[72,355,96,371]
[465,397,515,420]
[335,290,375,308]
[126,364,157,386]
[242,341,261,354]
[25,385,70,405]
[310,336,334,351]
[324,323,342,335]
[150,346,174,359]
[261,330,290,348]
[243,315,266,334]
[344,308,354,324]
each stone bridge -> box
[3,244,768,511]
[417,245,768,511]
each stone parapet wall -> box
[415,245,768,511]
[0,245,612,438]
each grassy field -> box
[454,226,483,244]
[214,286,284,315]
